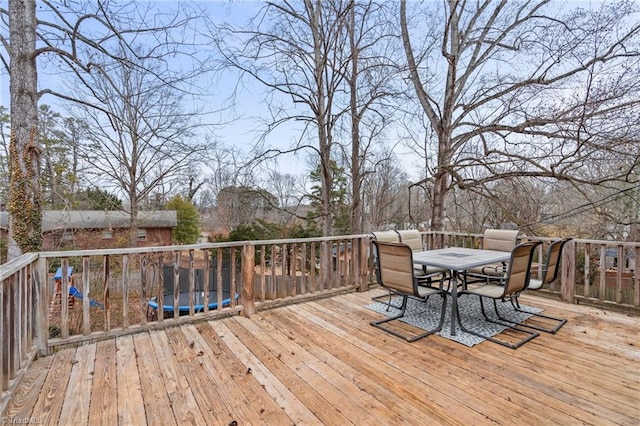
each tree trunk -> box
[306,0,334,238]
[348,3,363,235]
[129,193,139,247]
[7,0,42,258]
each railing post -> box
[634,247,640,307]
[357,237,368,291]
[242,244,255,317]
[35,257,49,356]
[561,240,576,304]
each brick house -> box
[1,210,178,251]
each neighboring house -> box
[0,210,178,251]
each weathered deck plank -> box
[210,320,321,425]
[4,290,639,425]
[116,335,146,425]
[87,339,117,426]
[31,345,74,425]
[331,292,634,425]
[132,333,176,426]
[188,323,293,425]
[58,344,95,425]
[296,295,550,425]
[147,329,206,425]
[1,354,52,422]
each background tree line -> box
[1,0,639,260]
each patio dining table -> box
[413,247,511,336]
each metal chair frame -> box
[510,238,572,334]
[456,241,542,349]
[370,241,448,342]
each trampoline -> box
[147,290,238,314]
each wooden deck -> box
[4,289,639,425]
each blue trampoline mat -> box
[148,290,238,313]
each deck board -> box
[58,344,95,425]
[116,335,146,425]
[88,339,117,426]
[31,345,74,425]
[148,329,206,425]
[132,333,176,426]
[4,289,640,425]
[297,295,550,425]
[210,320,322,425]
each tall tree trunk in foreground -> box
[7,0,42,258]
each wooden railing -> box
[1,231,638,415]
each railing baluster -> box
[584,243,591,298]
[203,249,210,313]
[189,250,195,316]
[231,248,237,307]
[82,256,91,335]
[122,254,129,329]
[173,251,180,318]
[599,245,606,300]
[35,257,48,356]
[616,245,624,304]
[310,242,316,293]
[300,242,307,295]
[259,245,266,302]
[140,255,147,325]
[216,248,223,310]
[104,255,111,332]
[1,276,6,391]
[281,243,287,297]
[61,258,69,339]
[9,274,16,380]
[635,247,640,307]
[157,253,164,322]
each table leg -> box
[450,271,459,336]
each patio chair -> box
[371,231,402,308]
[396,230,450,289]
[461,229,520,287]
[370,241,448,342]
[510,238,572,334]
[456,241,542,349]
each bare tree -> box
[38,105,73,209]
[263,167,309,225]
[210,0,354,238]
[341,1,400,234]
[74,46,207,246]
[3,0,40,257]
[400,0,640,232]
[363,150,411,230]
[0,0,207,257]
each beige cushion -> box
[397,230,424,251]
[372,230,400,243]
[466,283,505,298]
[482,229,519,252]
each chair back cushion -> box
[372,230,400,242]
[504,241,541,295]
[483,229,519,252]
[397,230,424,252]
[541,238,572,284]
[372,241,415,294]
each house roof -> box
[0,210,178,232]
